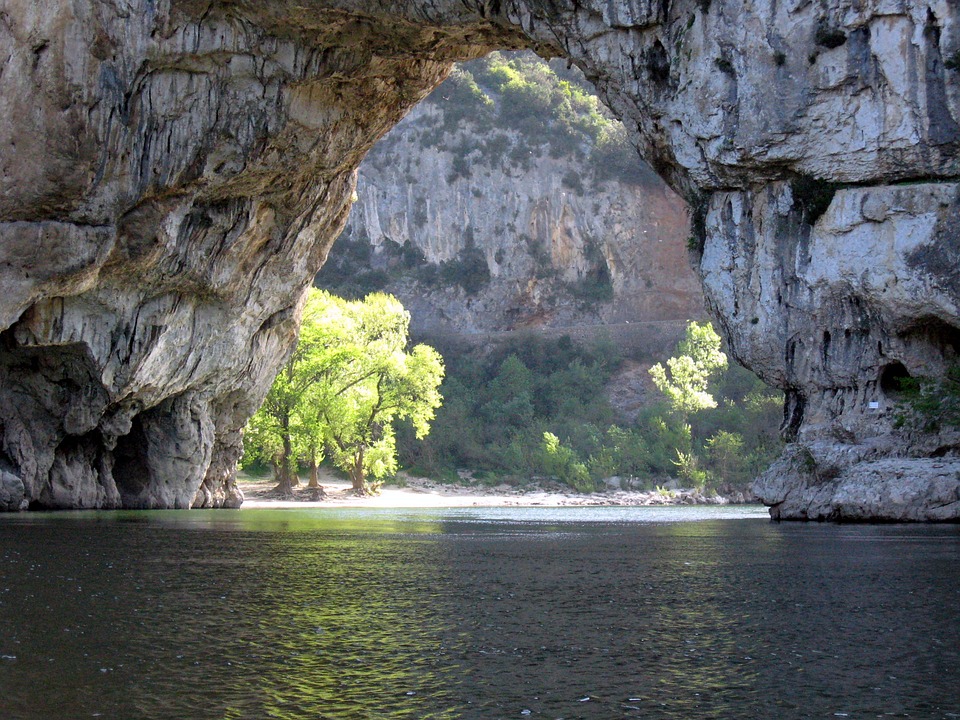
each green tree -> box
[241,295,333,494]
[705,430,747,486]
[306,291,445,495]
[479,354,535,431]
[647,321,728,488]
[649,321,728,417]
[244,290,444,496]
[538,432,594,492]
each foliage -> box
[893,364,960,433]
[649,321,727,417]
[568,265,615,304]
[537,432,595,492]
[397,323,783,494]
[243,290,444,495]
[673,449,708,489]
[397,333,618,488]
[313,235,391,300]
[423,51,643,186]
[429,66,494,131]
[705,430,746,484]
[241,295,337,492]
[438,240,490,294]
[318,233,491,298]
[791,174,840,225]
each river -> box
[1,505,958,719]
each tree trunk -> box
[307,448,319,489]
[350,448,366,495]
[273,430,297,495]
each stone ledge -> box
[756,444,960,522]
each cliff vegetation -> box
[396,321,782,495]
[317,50,698,334]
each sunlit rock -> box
[1,0,959,518]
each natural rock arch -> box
[1,1,959,519]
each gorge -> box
[1,0,959,520]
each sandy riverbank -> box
[237,471,753,509]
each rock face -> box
[705,181,960,520]
[330,53,700,336]
[0,0,530,510]
[3,0,960,519]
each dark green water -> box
[0,505,958,719]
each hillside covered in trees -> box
[395,322,782,495]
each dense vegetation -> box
[398,321,783,494]
[243,290,444,495]
[418,52,649,185]
[894,363,960,433]
[314,234,494,301]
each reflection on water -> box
[0,507,958,719]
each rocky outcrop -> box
[706,181,960,519]
[0,0,532,510]
[331,54,700,336]
[760,444,960,522]
[3,1,960,519]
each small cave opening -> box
[902,318,960,359]
[112,414,151,503]
[880,361,911,398]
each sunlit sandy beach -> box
[237,471,751,509]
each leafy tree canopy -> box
[649,321,728,416]
[243,289,444,495]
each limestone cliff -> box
[2,0,960,520]
[0,0,532,510]
[325,53,700,337]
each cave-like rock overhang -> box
[1,1,959,519]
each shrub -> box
[569,266,614,303]
[538,432,596,492]
[673,449,709,489]
[894,363,960,433]
[561,169,585,194]
[790,174,839,225]
[815,20,847,49]
[426,67,494,130]
[439,241,490,294]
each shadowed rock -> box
[1,0,959,519]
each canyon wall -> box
[0,0,531,509]
[327,53,700,337]
[2,0,959,519]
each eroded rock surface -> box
[334,57,700,334]
[2,0,960,518]
[0,0,532,510]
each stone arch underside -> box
[1,1,959,519]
